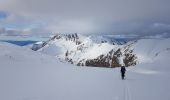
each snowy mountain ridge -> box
[31,33,170,68]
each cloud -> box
[0,27,28,36]
[0,12,49,36]
[0,0,170,37]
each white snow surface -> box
[130,38,170,63]
[0,39,170,100]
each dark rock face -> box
[124,54,137,66]
[85,55,111,67]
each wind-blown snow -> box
[0,38,170,100]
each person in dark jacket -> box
[120,66,126,80]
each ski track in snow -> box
[124,80,131,100]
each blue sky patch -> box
[0,11,8,19]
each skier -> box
[120,66,126,80]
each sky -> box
[0,0,170,37]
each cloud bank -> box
[0,0,170,37]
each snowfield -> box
[0,38,170,100]
[131,38,170,63]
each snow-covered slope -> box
[130,38,170,63]
[1,41,170,100]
